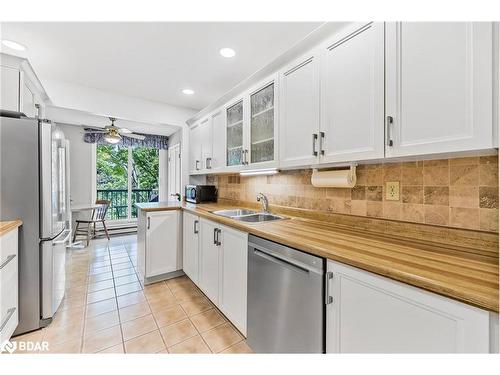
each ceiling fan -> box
[84,117,146,144]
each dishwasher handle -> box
[252,247,310,275]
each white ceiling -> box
[0,22,322,110]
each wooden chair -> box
[72,200,111,245]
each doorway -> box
[168,143,182,201]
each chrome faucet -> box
[256,193,269,213]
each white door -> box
[0,66,20,112]
[199,117,212,170]
[146,211,180,277]
[199,219,220,304]
[167,143,181,201]
[326,260,491,353]
[182,212,200,284]
[219,225,248,336]
[385,22,494,157]
[189,123,202,173]
[211,109,226,171]
[279,51,320,168]
[320,22,385,164]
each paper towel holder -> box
[312,163,357,186]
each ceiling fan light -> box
[104,133,121,144]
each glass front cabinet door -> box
[249,81,276,164]
[226,100,244,167]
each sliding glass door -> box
[96,145,159,221]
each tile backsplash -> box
[207,154,499,232]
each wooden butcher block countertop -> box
[0,220,22,236]
[136,201,499,312]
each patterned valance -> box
[84,129,168,149]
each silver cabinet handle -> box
[386,116,394,147]
[216,228,222,246]
[243,149,249,165]
[319,132,325,155]
[0,254,16,270]
[213,227,217,244]
[312,133,318,156]
[206,157,212,169]
[193,220,199,234]
[0,307,16,333]
[195,160,200,170]
[147,217,150,230]
[325,271,333,305]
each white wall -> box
[59,123,95,206]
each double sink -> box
[211,209,287,223]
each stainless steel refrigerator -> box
[0,112,70,335]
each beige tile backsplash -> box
[207,154,499,232]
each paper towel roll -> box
[311,167,356,188]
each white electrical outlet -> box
[386,181,400,201]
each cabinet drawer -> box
[0,245,18,345]
[0,229,18,265]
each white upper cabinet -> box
[189,122,202,173]
[385,22,494,157]
[210,109,226,171]
[319,22,385,163]
[199,117,212,170]
[279,52,320,168]
[248,77,278,167]
[1,66,21,112]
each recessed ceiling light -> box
[219,47,236,58]
[182,88,195,95]
[1,39,27,51]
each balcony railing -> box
[96,189,158,220]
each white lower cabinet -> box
[218,225,248,336]
[185,216,248,336]
[137,210,182,284]
[0,228,19,346]
[326,259,495,353]
[182,212,200,284]
[199,218,220,304]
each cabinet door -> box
[199,219,220,304]
[386,22,493,157]
[320,22,384,164]
[145,211,181,277]
[219,225,248,336]
[226,100,245,167]
[249,80,277,165]
[211,109,226,171]
[182,212,200,284]
[279,52,320,168]
[326,260,491,353]
[189,124,202,173]
[199,117,212,170]
[0,66,20,112]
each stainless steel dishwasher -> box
[247,235,325,353]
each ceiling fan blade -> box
[124,133,146,141]
[86,129,107,133]
[118,127,132,134]
[84,126,107,131]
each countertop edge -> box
[0,219,23,236]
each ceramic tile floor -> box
[11,235,253,354]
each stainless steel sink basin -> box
[211,209,257,218]
[211,209,287,223]
[233,213,286,223]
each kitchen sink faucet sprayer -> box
[256,193,269,213]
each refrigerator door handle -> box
[39,121,53,238]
